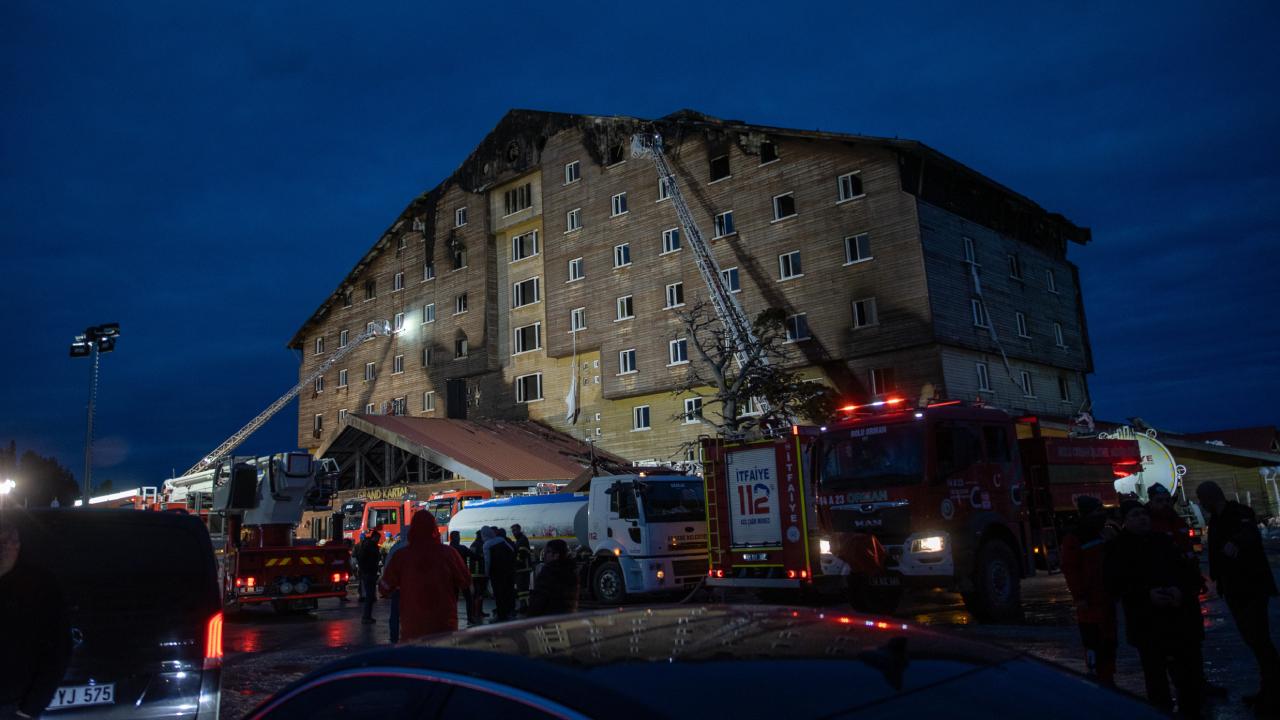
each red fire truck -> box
[701,400,1141,620]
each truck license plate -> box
[48,683,115,709]
[869,576,901,587]
[742,553,768,561]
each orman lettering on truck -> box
[848,426,888,438]
[817,489,888,506]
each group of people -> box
[1060,480,1279,716]
[351,514,580,644]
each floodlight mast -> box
[630,133,770,412]
[181,320,392,478]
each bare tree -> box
[671,301,834,438]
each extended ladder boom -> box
[631,133,769,377]
[182,320,391,477]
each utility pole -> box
[70,323,120,506]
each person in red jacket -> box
[379,512,471,641]
[1059,495,1119,686]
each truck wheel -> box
[962,541,1022,622]
[847,577,903,615]
[592,561,626,604]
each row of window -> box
[974,361,1074,402]
[969,300,1068,347]
[962,236,1060,294]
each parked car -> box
[248,604,1162,719]
[3,509,222,718]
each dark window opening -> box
[759,142,778,164]
[709,154,730,182]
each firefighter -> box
[1059,495,1119,686]
[354,529,382,624]
[511,524,532,612]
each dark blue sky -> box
[3,2,1278,489]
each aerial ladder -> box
[178,319,392,478]
[630,133,770,410]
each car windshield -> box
[819,423,925,491]
[640,480,705,523]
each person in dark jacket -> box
[0,524,71,719]
[449,531,480,626]
[354,529,382,624]
[1196,481,1280,711]
[1104,500,1204,716]
[527,539,579,617]
[484,528,518,621]
[511,524,532,611]
[1060,495,1119,686]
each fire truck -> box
[701,400,1142,620]
[164,452,351,613]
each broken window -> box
[772,192,796,220]
[511,230,538,261]
[759,141,778,164]
[714,211,735,237]
[364,279,376,300]
[607,144,626,166]
[503,183,532,216]
[452,245,467,270]
[709,154,730,182]
[454,333,469,359]
[838,172,863,202]
[423,261,436,281]
[785,313,810,342]
[516,373,543,403]
[853,298,878,328]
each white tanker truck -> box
[1106,426,1206,541]
[448,474,709,603]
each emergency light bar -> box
[834,397,906,415]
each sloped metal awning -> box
[323,414,633,492]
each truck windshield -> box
[341,502,366,531]
[430,500,453,523]
[640,480,706,524]
[819,423,925,491]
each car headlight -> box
[819,539,832,555]
[910,535,946,554]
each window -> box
[684,397,703,424]
[393,272,404,291]
[313,414,323,433]
[421,346,432,367]
[1054,322,1066,348]
[422,391,436,412]
[613,243,631,268]
[570,307,586,332]
[564,160,580,184]
[516,373,543,403]
[657,178,671,201]
[772,192,796,221]
[339,329,349,348]
[971,299,989,327]
[455,293,468,315]
[709,154,730,182]
[740,396,764,417]
[669,338,688,365]
[566,208,582,232]
[567,257,584,282]
[513,323,542,353]
[870,367,896,395]
[976,362,991,392]
[838,172,864,202]
[619,348,637,374]
[314,337,324,355]
[342,292,353,308]
[721,266,740,293]
[366,321,376,335]
[364,362,376,381]
[364,279,376,301]
[365,403,375,414]
[611,192,628,217]
[338,408,348,423]
[393,354,404,374]
[963,237,977,264]
[779,251,803,280]
[423,261,436,281]
[632,405,651,431]
[338,369,348,387]
[391,397,406,416]
[760,141,778,164]
[454,335,468,359]
[451,245,467,270]
[511,230,539,261]
[606,143,625,166]
[616,295,634,321]
[852,297,878,328]
[503,183,532,216]
[844,233,872,264]
[1046,269,1058,293]
[1058,376,1071,402]
[714,211,735,237]
[664,282,684,309]
[455,207,467,227]
[315,375,324,393]
[785,313,810,341]
[1020,371,1035,397]
[422,303,435,324]
[1015,312,1029,338]
[393,312,404,334]
[1008,254,1022,280]
[661,228,681,254]
[512,277,541,308]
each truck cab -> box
[425,489,491,540]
